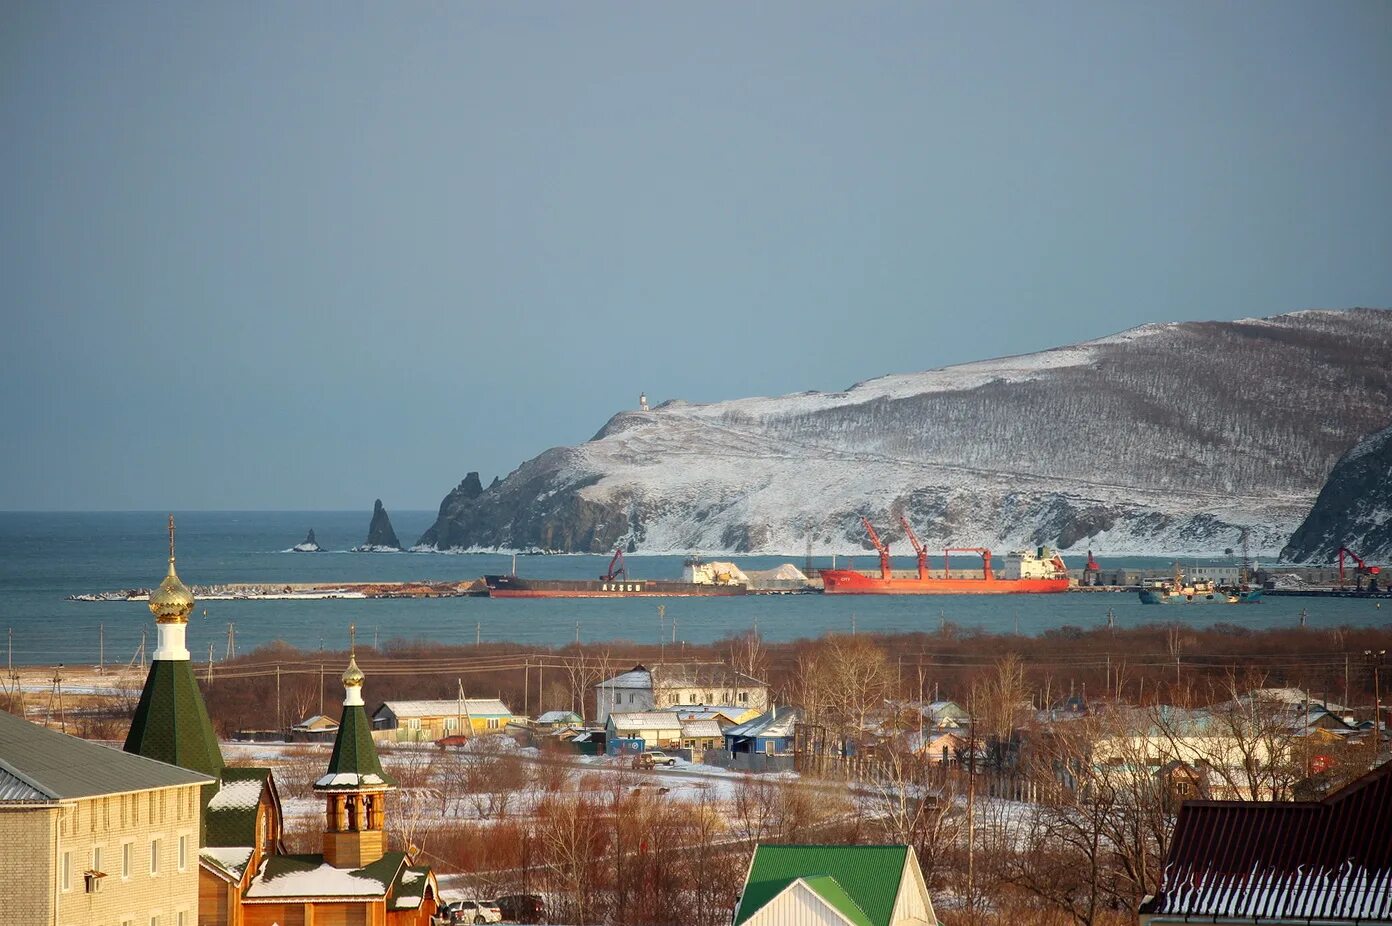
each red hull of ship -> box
[820,570,1069,595]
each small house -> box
[725,705,801,756]
[734,844,938,926]
[606,711,685,755]
[371,698,515,744]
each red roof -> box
[1141,759,1392,921]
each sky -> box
[2,2,1390,511]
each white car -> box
[449,900,503,924]
[633,750,678,769]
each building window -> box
[178,835,187,871]
[740,691,749,703]
[487,718,500,729]
[150,838,160,875]
[689,693,697,703]
[123,842,132,879]
[177,912,187,926]
[92,845,102,875]
[407,718,420,730]
[151,916,160,926]
[61,851,71,891]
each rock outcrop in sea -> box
[1280,423,1392,563]
[292,529,321,553]
[417,309,1392,555]
[353,499,402,552]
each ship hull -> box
[483,575,748,598]
[1139,588,1264,604]
[819,570,1069,595]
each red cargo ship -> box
[819,516,1071,595]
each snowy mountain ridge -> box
[420,308,1392,557]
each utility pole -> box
[1367,650,1386,754]
[206,643,214,685]
[524,656,530,717]
[319,663,325,715]
[276,664,282,733]
[966,687,976,918]
[98,623,104,675]
[1106,608,1115,630]
[575,621,580,645]
[225,622,236,660]
[1299,607,1308,629]
[476,622,481,647]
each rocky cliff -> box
[419,308,1392,555]
[355,499,402,552]
[1280,424,1392,563]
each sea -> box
[1,511,1387,666]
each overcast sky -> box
[3,2,1390,511]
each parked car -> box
[435,734,471,749]
[448,899,503,924]
[632,750,677,769]
[494,893,546,923]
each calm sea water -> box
[0,511,1387,665]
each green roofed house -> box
[734,844,938,926]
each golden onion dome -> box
[342,653,365,688]
[148,559,195,623]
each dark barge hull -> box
[483,575,748,598]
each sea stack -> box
[293,528,322,552]
[354,499,402,552]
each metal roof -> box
[597,662,768,691]
[735,845,909,926]
[679,719,725,739]
[726,705,802,740]
[376,699,512,718]
[1141,758,1392,921]
[0,709,211,803]
[608,711,684,731]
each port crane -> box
[899,515,929,580]
[1336,546,1382,588]
[944,547,994,580]
[600,548,628,582]
[861,517,893,580]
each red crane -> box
[899,515,929,580]
[600,548,627,582]
[944,547,994,581]
[861,517,893,580]
[1337,546,1381,587]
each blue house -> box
[724,705,801,755]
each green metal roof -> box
[124,658,226,780]
[735,845,909,926]
[0,708,211,802]
[206,766,273,848]
[316,702,395,791]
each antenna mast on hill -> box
[225,622,237,661]
[45,665,65,733]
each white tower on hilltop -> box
[639,392,649,412]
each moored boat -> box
[819,516,1071,595]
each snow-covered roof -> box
[608,711,685,732]
[292,714,339,731]
[376,699,512,718]
[314,771,389,790]
[245,852,402,900]
[598,669,652,690]
[538,710,583,724]
[726,705,801,740]
[201,846,255,881]
[661,705,750,722]
[680,719,725,739]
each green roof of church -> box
[124,658,225,780]
[316,702,395,791]
[735,845,909,926]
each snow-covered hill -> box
[1280,423,1392,563]
[420,309,1392,556]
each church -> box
[124,518,441,926]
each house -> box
[679,718,726,753]
[122,520,440,925]
[594,662,769,723]
[290,713,339,742]
[725,705,802,756]
[372,698,515,743]
[734,844,938,926]
[0,709,211,926]
[536,710,584,730]
[1140,759,1392,924]
[606,711,685,754]
[904,730,966,764]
